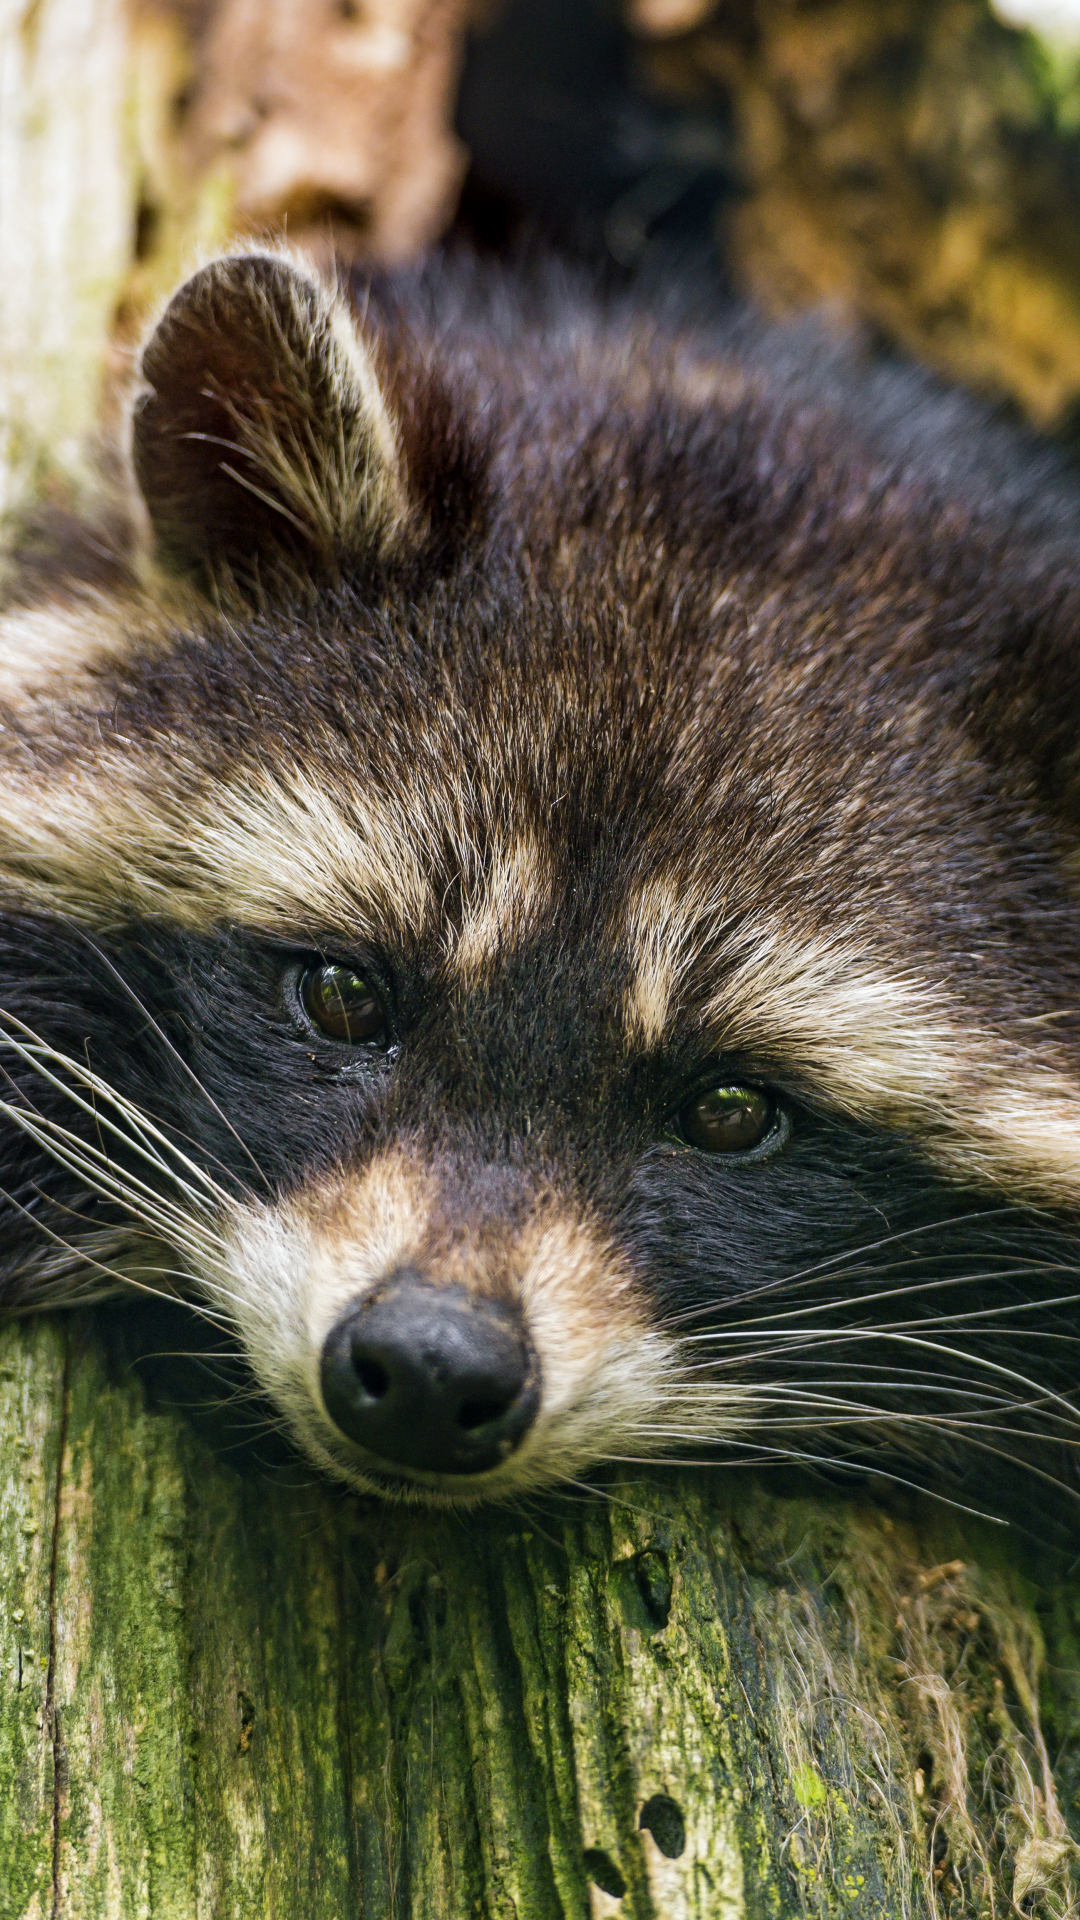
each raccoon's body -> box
[2,247,1080,1514]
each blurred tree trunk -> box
[629,0,1080,430]
[0,0,473,521]
[3,3,1080,1916]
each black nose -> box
[320,1279,539,1476]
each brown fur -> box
[3,247,1080,1507]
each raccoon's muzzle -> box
[319,1273,540,1476]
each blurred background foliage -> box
[456,0,1080,430]
[7,0,1080,519]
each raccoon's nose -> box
[319,1279,539,1476]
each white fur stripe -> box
[0,599,145,706]
[624,877,1080,1203]
[449,832,554,980]
[708,926,1080,1202]
[0,762,434,939]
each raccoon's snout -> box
[319,1276,540,1477]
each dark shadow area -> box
[453,0,737,273]
[91,1295,299,1480]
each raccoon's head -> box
[4,249,1080,1510]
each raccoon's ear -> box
[132,251,407,594]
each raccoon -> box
[2,245,1080,1516]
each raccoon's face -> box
[4,250,1080,1509]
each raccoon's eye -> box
[676,1085,774,1154]
[300,964,387,1045]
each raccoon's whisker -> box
[673,1327,1015,1373]
[657,1212,1043,1328]
[104,1274,237,1327]
[600,1444,1009,1524]
[0,1020,229,1209]
[654,1387,1025,1424]
[0,1120,246,1320]
[541,1476,669,1523]
[669,1265,1080,1340]
[831,1330,1080,1422]
[144,1369,268,1411]
[0,1106,225,1260]
[498,1501,570,1552]
[109,1250,253,1327]
[658,1380,1080,1444]
[680,1377,1067,1422]
[796,1415,1080,1509]
[674,1320,1080,1378]
[678,1328,1080,1423]
[672,1371,1029,1405]
[35,1187,224,1286]
[24,1221,208,1297]
[21,1102,224,1234]
[664,1248,1076,1332]
[864,1288,1080,1330]
[166,1410,297,1454]
[137,1348,272,1407]
[676,1339,1047,1376]
[669,1404,1079,1462]
[664,1273,979,1333]
[0,1042,230,1239]
[889,1424,1080,1498]
[0,1182,237,1330]
[0,1060,224,1232]
[69,932,270,1192]
[922,1328,1080,1345]
[112,1249,251,1324]
[141,1368,278,1418]
[659,1370,1080,1426]
[664,1405,1069,1435]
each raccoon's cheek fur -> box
[206,1156,699,1504]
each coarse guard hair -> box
[2,245,1080,1517]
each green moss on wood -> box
[1,1305,1078,1916]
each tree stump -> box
[0,1304,1077,1917]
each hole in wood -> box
[134,195,160,263]
[639,1792,686,1858]
[634,1547,672,1627]
[237,1688,256,1755]
[583,1848,626,1898]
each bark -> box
[4,3,1080,1916]
[3,1304,1080,1920]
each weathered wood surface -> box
[0,1302,1077,1918]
